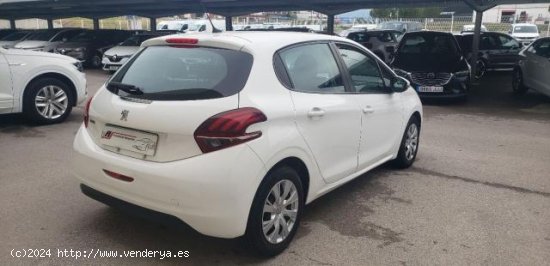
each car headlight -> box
[393,68,411,78]
[74,47,86,52]
[73,61,84,72]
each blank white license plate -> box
[418,86,444,93]
[109,66,120,71]
[100,126,158,156]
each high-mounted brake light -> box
[84,95,94,128]
[165,38,199,45]
[194,108,267,153]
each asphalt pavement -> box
[1,70,549,265]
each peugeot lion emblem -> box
[120,110,129,121]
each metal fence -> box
[373,16,550,37]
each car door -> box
[530,39,550,95]
[480,34,500,66]
[495,33,522,67]
[0,52,13,113]
[334,43,404,170]
[278,42,361,183]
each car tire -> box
[512,68,528,95]
[245,166,304,257]
[391,116,420,169]
[23,78,73,125]
[475,59,487,79]
[90,53,102,69]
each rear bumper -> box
[71,125,266,238]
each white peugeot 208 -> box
[72,32,422,256]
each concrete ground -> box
[1,70,549,265]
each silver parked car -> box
[0,31,33,49]
[13,28,84,52]
[513,37,550,97]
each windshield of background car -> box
[69,31,96,42]
[398,34,460,57]
[26,31,58,41]
[108,46,253,101]
[380,23,403,31]
[1,32,27,41]
[514,26,538,33]
[120,35,156,46]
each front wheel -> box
[512,69,528,95]
[475,59,487,79]
[23,78,73,125]
[245,166,304,257]
[391,117,420,169]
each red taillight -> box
[194,107,267,153]
[165,38,198,45]
[103,169,134,182]
[84,96,93,128]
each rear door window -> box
[278,43,346,93]
[108,46,253,101]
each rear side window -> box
[278,43,345,93]
[108,46,253,101]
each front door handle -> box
[307,107,325,118]
[362,106,375,114]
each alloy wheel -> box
[404,123,419,161]
[34,85,68,120]
[262,180,299,244]
[475,60,486,79]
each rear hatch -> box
[86,39,253,162]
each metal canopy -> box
[0,0,546,20]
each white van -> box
[509,23,540,46]
[157,20,226,33]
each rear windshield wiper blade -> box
[107,82,144,95]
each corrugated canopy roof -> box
[0,0,546,20]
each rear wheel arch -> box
[267,157,310,201]
[24,72,77,107]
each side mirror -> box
[391,76,409,93]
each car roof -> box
[143,31,348,53]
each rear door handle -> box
[362,106,375,114]
[307,107,325,118]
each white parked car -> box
[72,32,422,256]
[0,47,86,124]
[513,37,550,97]
[509,23,540,46]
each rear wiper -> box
[107,82,144,95]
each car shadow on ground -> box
[420,70,550,118]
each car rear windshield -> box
[108,46,253,101]
[399,34,460,57]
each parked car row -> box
[0,28,144,68]
[341,22,547,100]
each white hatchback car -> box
[72,32,422,256]
[513,37,550,97]
[0,47,86,124]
